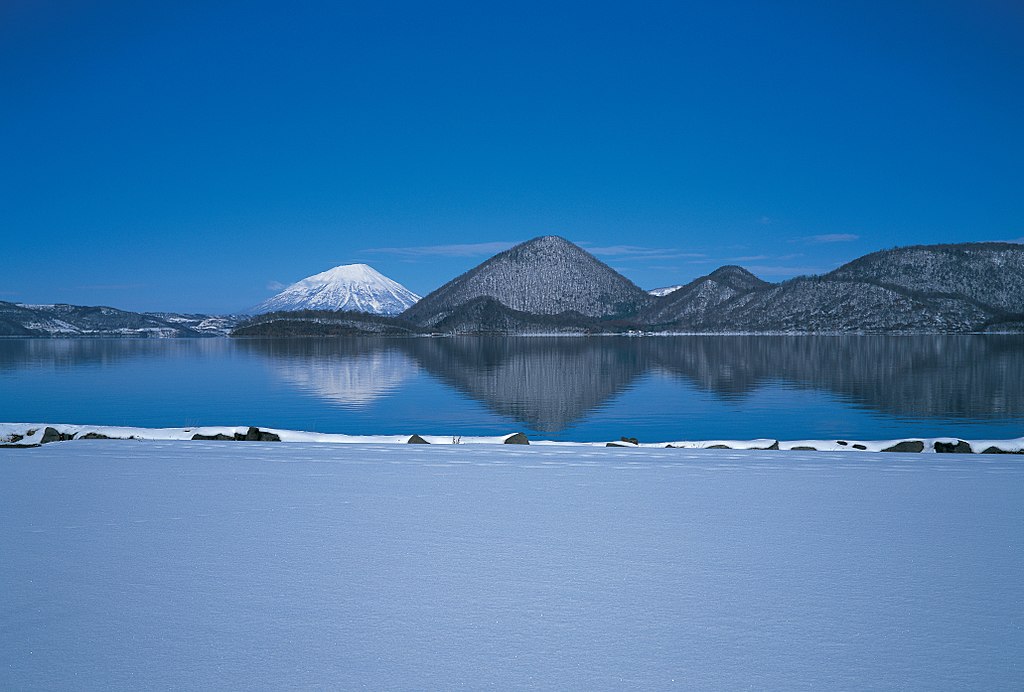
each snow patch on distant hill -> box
[250,264,420,315]
[649,285,684,297]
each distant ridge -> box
[4,241,1022,338]
[401,235,654,327]
[0,301,235,337]
[642,266,769,325]
[643,243,1024,333]
[251,264,420,315]
[825,242,1024,314]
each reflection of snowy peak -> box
[251,264,420,315]
[273,350,418,407]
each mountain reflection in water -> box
[2,336,1021,439]
[236,338,418,408]
[239,335,1024,433]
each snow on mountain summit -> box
[250,264,420,315]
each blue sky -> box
[2,0,1022,313]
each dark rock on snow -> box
[40,427,73,444]
[934,440,972,453]
[882,440,926,453]
[191,427,280,442]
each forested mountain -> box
[641,266,770,326]
[232,310,420,337]
[401,235,654,327]
[663,278,995,333]
[641,243,1023,333]
[6,241,1022,337]
[0,302,236,337]
[824,242,1024,314]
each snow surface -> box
[250,263,420,315]
[648,284,684,297]
[3,422,1022,453]
[1,441,1021,689]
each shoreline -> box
[4,330,1024,339]
[3,422,1022,454]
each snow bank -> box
[1,422,1021,453]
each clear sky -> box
[2,0,1022,313]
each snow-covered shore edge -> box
[1,422,1021,454]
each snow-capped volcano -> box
[250,264,420,315]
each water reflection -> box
[234,339,418,408]
[402,338,646,432]
[0,338,218,371]
[644,336,1024,419]
[240,335,1024,431]
[2,335,1021,435]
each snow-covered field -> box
[2,441,1022,689]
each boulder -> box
[191,433,234,441]
[934,440,972,454]
[228,427,280,441]
[77,432,112,440]
[407,434,430,444]
[504,432,530,445]
[881,440,925,453]
[40,427,72,444]
[236,427,261,441]
[980,446,1023,454]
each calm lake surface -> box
[1,336,1022,442]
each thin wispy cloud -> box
[364,241,519,257]
[745,264,824,277]
[584,244,666,257]
[805,233,860,244]
[759,216,772,225]
[74,283,145,291]
[584,244,706,260]
[266,280,287,291]
[727,255,769,262]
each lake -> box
[1,335,1022,442]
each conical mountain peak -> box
[251,263,420,315]
[402,235,653,327]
